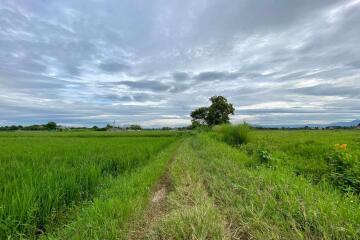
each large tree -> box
[206,96,235,125]
[190,107,209,127]
[45,122,57,130]
[190,96,235,127]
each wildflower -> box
[334,144,347,150]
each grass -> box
[45,140,180,239]
[212,124,250,146]
[142,131,360,239]
[146,138,228,239]
[1,129,360,239]
[242,130,360,192]
[0,131,177,239]
[196,133,360,239]
[0,130,182,138]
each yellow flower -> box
[340,144,347,150]
[335,144,340,149]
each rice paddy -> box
[1,129,360,239]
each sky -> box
[0,0,360,127]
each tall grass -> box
[0,132,176,238]
[212,123,250,146]
[194,134,360,239]
[243,130,360,192]
[46,141,180,239]
[144,134,360,239]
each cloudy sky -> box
[1,0,360,127]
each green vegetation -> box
[128,124,143,130]
[197,133,360,239]
[143,132,360,239]
[191,96,235,127]
[1,129,360,239]
[146,138,229,239]
[0,131,177,238]
[212,123,250,146]
[243,130,360,193]
[46,141,180,239]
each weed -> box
[257,149,272,164]
[326,144,360,193]
[213,123,250,146]
[195,134,360,239]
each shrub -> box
[326,144,360,193]
[258,149,272,164]
[213,123,250,146]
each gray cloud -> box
[172,72,190,81]
[113,80,171,92]
[195,72,222,81]
[99,62,131,73]
[0,0,359,127]
[291,84,360,97]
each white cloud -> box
[0,0,359,127]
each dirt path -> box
[128,139,246,240]
[127,154,175,239]
[129,174,171,239]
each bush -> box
[213,123,250,146]
[258,149,272,164]
[326,144,360,193]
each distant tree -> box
[206,96,235,125]
[161,127,172,130]
[92,125,99,130]
[129,124,142,130]
[190,107,209,127]
[9,125,19,131]
[190,96,235,127]
[45,122,57,130]
[23,124,43,130]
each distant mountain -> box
[256,119,360,129]
[328,119,360,127]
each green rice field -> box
[1,129,360,239]
[0,131,178,239]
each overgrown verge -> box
[208,123,250,146]
[242,130,360,194]
[43,141,180,239]
[326,144,360,193]
[194,134,360,239]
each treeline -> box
[0,122,189,131]
[254,125,360,130]
[103,124,189,131]
[0,122,57,131]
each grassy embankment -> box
[141,129,360,239]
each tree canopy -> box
[190,107,209,127]
[45,122,57,130]
[128,124,142,130]
[190,96,234,127]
